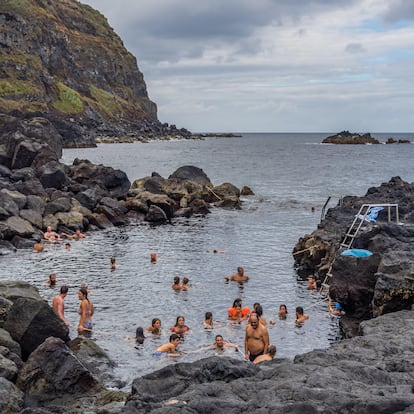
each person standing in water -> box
[52,285,69,326]
[77,287,94,335]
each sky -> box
[80,0,414,133]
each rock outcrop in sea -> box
[322,131,380,144]
[293,176,414,336]
[0,114,246,253]
[0,0,192,146]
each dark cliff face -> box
[0,0,159,145]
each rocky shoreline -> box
[1,279,413,413]
[293,176,414,337]
[0,114,249,253]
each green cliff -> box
[0,0,187,146]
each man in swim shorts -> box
[244,314,269,362]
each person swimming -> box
[146,318,162,334]
[154,334,181,357]
[171,315,190,335]
[172,276,181,290]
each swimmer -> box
[228,298,250,321]
[110,256,116,270]
[155,334,181,357]
[172,276,181,290]
[77,287,94,335]
[225,267,249,284]
[278,304,288,319]
[33,242,44,252]
[44,273,59,287]
[209,335,239,351]
[295,306,309,325]
[307,275,317,290]
[253,303,267,326]
[207,249,225,253]
[253,345,276,364]
[146,318,162,334]
[204,312,214,329]
[270,304,288,325]
[203,312,224,329]
[328,296,345,316]
[65,242,71,251]
[126,326,145,344]
[180,277,190,291]
[67,228,86,239]
[150,252,157,263]
[171,315,190,335]
[43,226,62,242]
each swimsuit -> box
[153,352,166,358]
[249,350,264,362]
[83,321,93,330]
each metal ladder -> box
[340,203,399,249]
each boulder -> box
[75,186,105,211]
[55,211,84,229]
[4,297,70,359]
[11,235,39,250]
[87,213,114,229]
[0,352,18,382]
[0,189,27,210]
[0,377,24,414]
[240,185,254,196]
[44,196,72,215]
[25,195,47,214]
[0,329,21,357]
[69,159,131,199]
[168,165,212,186]
[145,205,168,223]
[11,140,43,170]
[124,198,149,214]
[68,337,123,389]
[16,337,103,405]
[0,192,19,217]
[36,161,68,190]
[15,177,48,197]
[3,216,35,239]
[19,209,44,229]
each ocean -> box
[2,132,414,389]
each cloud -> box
[80,0,414,132]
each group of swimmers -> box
[33,226,87,252]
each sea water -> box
[1,132,413,388]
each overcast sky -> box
[81,0,414,133]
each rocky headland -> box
[0,0,192,147]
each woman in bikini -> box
[170,315,190,335]
[77,287,94,335]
